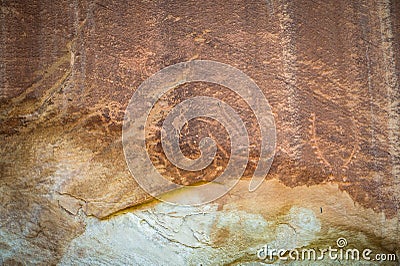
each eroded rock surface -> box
[1,0,399,264]
[60,180,399,265]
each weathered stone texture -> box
[0,0,399,264]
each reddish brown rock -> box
[0,0,399,264]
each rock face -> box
[0,0,399,265]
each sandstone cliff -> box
[1,0,399,264]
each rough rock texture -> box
[0,0,399,265]
[59,180,398,265]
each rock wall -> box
[0,0,399,264]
